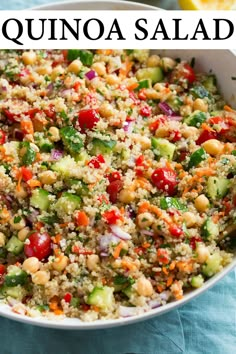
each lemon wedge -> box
[178,0,236,10]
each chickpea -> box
[137,212,154,229]
[22,51,37,65]
[0,232,6,247]
[52,255,69,272]
[18,227,30,241]
[51,66,64,81]
[119,189,135,204]
[92,62,106,76]
[161,57,176,72]
[39,171,57,185]
[48,126,60,142]
[193,98,208,112]
[155,126,169,138]
[99,102,114,118]
[202,139,223,156]
[32,270,50,285]
[183,212,196,228]
[86,254,99,271]
[180,105,192,117]
[196,243,210,263]
[36,66,52,76]
[194,194,209,212]
[144,89,160,100]
[136,277,154,297]
[182,126,198,139]
[132,134,151,150]
[15,185,28,199]
[23,257,40,274]
[147,54,160,67]
[67,59,82,74]
[10,216,26,230]
[105,74,120,85]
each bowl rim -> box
[1,0,235,330]
[31,0,159,11]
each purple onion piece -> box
[119,306,144,318]
[85,70,97,81]
[160,290,171,301]
[50,149,63,161]
[99,234,119,252]
[47,82,54,95]
[158,102,176,117]
[141,230,155,237]
[126,205,136,219]
[25,209,40,226]
[100,252,109,257]
[14,129,24,141]
[110,225,132,240]
[123,121,133,133]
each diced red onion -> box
[50,149,63,161]
[47,82,54,95]
[119,306,144,317]
[148,299,162,309]
[99,234,119,251]
[141,230,155,237]
[158,102,176,117]
[100,252,109,257]
[13,129,24,141]
[8,298,19,307]
[110,225,132,240]
[61,89,73,97]
[85,70,97,81]
[123,121,133,133]
[168,116,183,121]
[160,290,171,301]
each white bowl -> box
[1,0,235,330]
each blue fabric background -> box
[0,1,235,353]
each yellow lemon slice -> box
[178,0,236,10]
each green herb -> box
[40,214,59,225]
[126,50,134,55]
[114,275,134,286]
[13,216,21,224]
[70,298,80,307]
[20,142,36,166]
[135,79,151,91]
[159,244,170,249]
[160,197,187,211]
[60,110,69,123]
[96,88,104,96]
[67,50,94,66]
[190,85,210,99]
[36,305,49,312]
[232,150,236,156]
[188,147,207,169]
[60,126,83,154]
[44,75,50,82]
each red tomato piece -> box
[103,209,122,225]
[149,116,167,132]
[157,248,169,264]
[24,232,52,261]
[0,130,6,144]
[21,167,33,182]
[3,109,20,122]
[44,104,55,119]
[106,180,123,204]
[77,109,99,133]
[88,155,105,169]
[151,167,178,196]
[107,171,121,183]
[140,106,152,117]
[170,130,181,142]
[196,130,218,145]
[169,225,183,238]
[138,89,147,100]
[0,264,6,275]
[181,63,196,84]
[64,293,72,303]
[190,237,202,250]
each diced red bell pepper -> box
[196,129,218,145]
[140,106,152,117]
[88,155,105,169]
[63,293,72,303]
[169,225,183,238]
[102,209,122,225]
[0,130,6,144]
[21,167,33,182]
[107,171,121,183]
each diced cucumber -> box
[91,138,116,155]
[202,75,217,93]
[191,275,204,288]
[60,126,83,155]
[207,177,230,200]
[188,148,207,169]
[6,236,24,255]
[190,85,210,99]
[87,286,114,309]
[184,111,207,127]
[0,247,7,259]
[201,218,219,240]
[1,285,27,300]
[66,179,89,196]
[52,155,77,177]
[122,285,133,298]
[151,137,176,160]
[30,188,50,211]
[160,197,187,211]
[202,253,222,277]
[4,266,28,287]
[135,79,151,91]
[55,192,81,214]
[20,142,36,166]
[136,67,164,84]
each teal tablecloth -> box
[0,1,235,353]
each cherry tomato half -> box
[0,130,6,144]
[107,180,123,204]
[88,155,105,169]
[151,167,178,196]
[24,232,52,261]
[77,109,99,133]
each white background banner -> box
[0,10,235,48]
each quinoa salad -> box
[0,49,235,321]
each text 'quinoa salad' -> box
[0,49,235,321]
